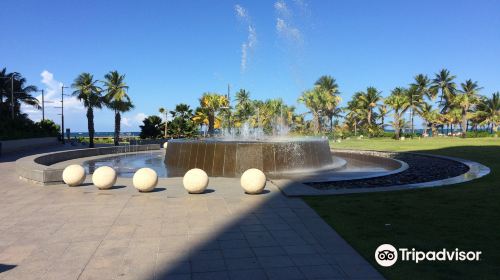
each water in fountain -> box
[221,118,290,141]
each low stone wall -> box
[0,137,58,156]
[16,144,160,185]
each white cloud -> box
[274,0,290,17]
[276,17,302,42]
[235,4,248,21]
[22,70,84,122]
[235,4,257,72]
[121,117,131,127]
[274,0,309,45]
[134,112,147,123]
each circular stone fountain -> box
[164,138,333,178]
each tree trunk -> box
[431,124,437,137]
[114,111,120,146]
[330,116,334,133]
[461,109,467,138]
[313,112,320,134]
[410,107,414,135]
[394,115,400,140]
[208,111,215,135]
[493,122,498,133]
[87,107,95,148]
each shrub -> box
[0,117,60,140]
[465,131,495,138]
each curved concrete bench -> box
[16,144,160,185]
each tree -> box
[406,85,423,135]
[453,79,482,137]
[139,115,163,139]
[418,102,441,136]
[169,103,197,138]
[431,69,456,110]
[385,87,410,139]
[103,71,133,146]
[234,89,254,125]
[358,87,382,127]
[0,69,39,119]
[159,107,168,138]
[377,104,388,127]
[199,93,228,135]
[72,73,103,148]
[475,92,500,133]
[315,75,341,132]
[298,88,324,134]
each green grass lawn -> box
[304,137,500,280]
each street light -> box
[54,85,70,144]
[35,89,54,121]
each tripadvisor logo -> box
[374,244,482,267]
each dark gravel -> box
[306,153,470,190]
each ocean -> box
[71,132,140,137]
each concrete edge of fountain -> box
[15,145,161,185]
[271,150,491,197]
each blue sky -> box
[2,0,500,132]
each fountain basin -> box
[164,138,333,178]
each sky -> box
[1,0,500,132]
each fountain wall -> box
[164,139,332,177]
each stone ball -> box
[240,168,266,194]
[163,142,168,149]
[92,166,117,190]
[133,168,158,192]
[183,168,209,194]
[62,164,86,186]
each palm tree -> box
[159,107,168,138]
[377,104,388,127]
[315,75,341,132]
[0,68,12,117]
[13,76,39,111]
[358,87,382,126]
[72,73,103,148]
[199,92,228,135]
[298,88,324,134]
[418,102,441,136]
[385,87,410,139]
[406,85,423,135]
[234,89,253,124]
[453,79,482,137]
[103,71,133,146]
[411,74,435,100]
[431,69,457,110]
[475,92,500,133]
[170,103,196,138]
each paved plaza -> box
[0,147,383,280]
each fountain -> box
[164,137,333,178]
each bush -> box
[465,131,495,138]
[0,117,60,140]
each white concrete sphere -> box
[133,168,158,192]
[62,164,86,186]
[183,168,209,194]
[163,142,168,149]
[240,168,266,194]
[92,166,117,190]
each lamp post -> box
[54,85,70,144]
[35,89,53,121]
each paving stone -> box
[0,147,381,280]
[265,266,306,280]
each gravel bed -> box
[307,153,470,190]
